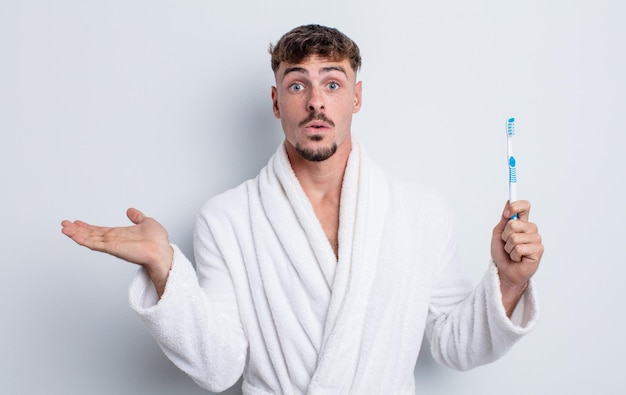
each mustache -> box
[298,112,335,128]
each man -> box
[61,24,543,394]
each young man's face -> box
[272,55,362,162]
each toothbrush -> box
[506,117,518,220]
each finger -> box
[127,208,146,225]
[501,220,539,242]
[72,220,110,232]
[508,200,531,222]
[508,241,544,263]
[61,219,78,231]
[504,232,543,255]
[61,220,79,237]
[61,220,98,237]
[62,224,104,250]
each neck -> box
[284,138,352,259]
[284,138,352,202]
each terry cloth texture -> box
[129,141,539,395]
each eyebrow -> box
[282,65,349,79]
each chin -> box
[295,141,338,162]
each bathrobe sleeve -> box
[128,237,247,392]
[424,203,539,371]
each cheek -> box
[279,100,304,120]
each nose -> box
[307,87,325,112]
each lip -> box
[304,121,330,131]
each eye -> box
[289,83,305,92]
[327,81,340,90]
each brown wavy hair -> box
[269,24,361,74]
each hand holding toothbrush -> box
[490,118,544,317]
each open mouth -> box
[305,121,330,130]
[299,112,335,129]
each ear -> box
[271,86,280,119]
[352,81,363,113]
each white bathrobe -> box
[129,141,539,395]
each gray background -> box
[2,0,624,394]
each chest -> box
[311,199,340,259]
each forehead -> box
[276,55,355,81]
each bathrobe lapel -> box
[252,147,334,392]
[309,142,389,393]
[254,141,388,393]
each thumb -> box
[126,208,146,225]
